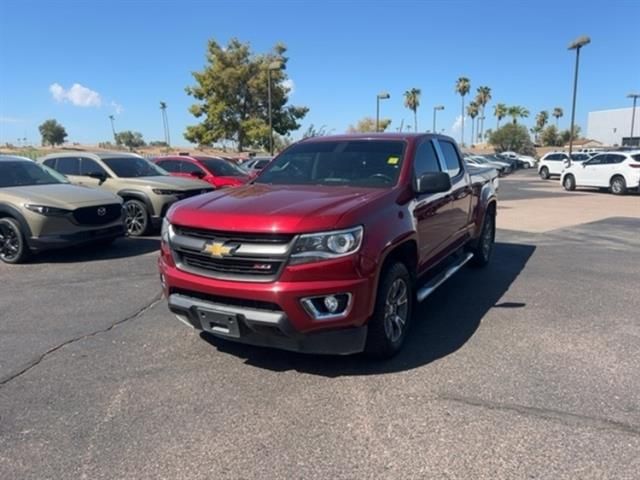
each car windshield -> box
[0,161,68,187]
[103,157,167,178]
[197,157,245,177]
[256,140,406,188]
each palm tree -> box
[535,110,549,130]
[508,105,529,124]
[475,86,492,142]
[403,88,421,133]
[494,103,507,129]
[466,101,479,146]
[552,107,563,127]
[455,77,471,145]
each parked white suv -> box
[538,152,570,179]
[560,151,640,195]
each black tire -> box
[563,174,576,191]
[365,262,413,359]
[610,176,627,196]
[0,217,29,264]
[539,167,550,180]
[469,209,495,268]
[123,199,149,237]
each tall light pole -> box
[376,92,390,132]
[160,101,170,152]
[627,93,640,145]
[108,115,117,143]
[567,35,590,161]
[433,105,444,134]
[267,61,282,155]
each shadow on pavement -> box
[29,236,160,264]
[200,241,536,377]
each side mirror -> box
[88,172,108,184]
[582,163,587,168]
[190,171,205,179]
[414,172,452,195]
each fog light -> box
[324,295,339,313]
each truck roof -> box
[298,132,456,144]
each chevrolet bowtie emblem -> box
[202,241,237,258]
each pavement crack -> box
[0,293,163,387]
[439,394,640,437]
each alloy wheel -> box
[383,278,409,343]
[0,223,20,262]
[125,202,147,236]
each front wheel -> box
[365,262,413,359]
[563,175,576,191]
[124,199,149,237]
[610,176,627,195]
[469,210,495,267]
[539,167,550,180]
[0,218,29,264]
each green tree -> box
[489,123,535,155]
[348,117,391,133]
[552,107,564,127]
[115,131,146,150]
[494,103,508,129]
[302,124,330,138]
[455,77,471,145]
[559,125,581,145]
[475,85,491,142]
[403,88,421,133]
[185,38,308,152]
[508,105,529,124]
[38,119,67,147]
[540,125,560,146]
[466,101,479,146]
[535,110,549,130]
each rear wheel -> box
[610,176,627,195]
[123,199,149,236]
[365,262,413,359]
[0,218,29,264]
[539,167,550,179]
[563,174,576,191]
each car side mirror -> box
[582,163,587,168]
[190,171,205,179]
[88,172,108,184]
[414,172,452,195]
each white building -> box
[587,107,640,147]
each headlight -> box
[24,204,71,216]
[161,217,172,244]
[290,226,363,265]
[152,189,181,195]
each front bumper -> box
[28,224,125,251]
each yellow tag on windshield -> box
[387,156,399,165]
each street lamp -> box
[376,92,390,132]
[433,105,444,133]
[567,35,590,160]
[627,92,640,144]
[267,61,282,155]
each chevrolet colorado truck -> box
[159,134,498,358]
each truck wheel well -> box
[382,241,418,281]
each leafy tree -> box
[541,125,561,146]
[149,140,168,147]
[455,77,471,145]
[115,131,146,150]
[559,125,581,144]
[466,101,479,146]
[475,86,491,142]
[507,105,529,124]
[552,107,564,127]
[403,88,421,133]
[347,117,391,133]
[494,103,508,129]
[535,110,549,130]
[489,123,535,155]
[185,38,308,152]
[302,124,330,138]
[38,119,67,147]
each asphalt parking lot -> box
[1,169,639,479]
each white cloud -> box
[0,116,24,123]
[49,82,102,107]
[282,78,295,95]
[451,114,465,134]
[110,101,124,115]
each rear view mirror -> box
[414,172,452,195]
[88,172,108,184]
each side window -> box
[56,157,80,175]
[157,160,180,172]
[181,162,204,174]
[80,158,107,176]
[546,154,558,161]
[608,154,625,164]
[437,140,462,177]
[43,158,57,169]
[414,140,441,175]
[587,155,605,165]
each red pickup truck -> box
[159,134,498,358]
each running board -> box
[416,252,474,302]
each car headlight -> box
[24,204,71,216]
[161,217,172,244]
[290,226,363,265]
[152,189,181,195]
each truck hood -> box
[168,183,390,233]
[2,183,122,208]
[118,176,211,190]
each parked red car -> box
[154,155,250,188]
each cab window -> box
[437,140,462,177]
[56,157,80,175]
[414,140,441,176]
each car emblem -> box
[202,241,239,258]
[97,207,106,216]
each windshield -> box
[103,157,167,178]
[197,157,246,177]
[0,161,68,187]
[257,140,405,188]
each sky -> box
[1,0,639,147]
